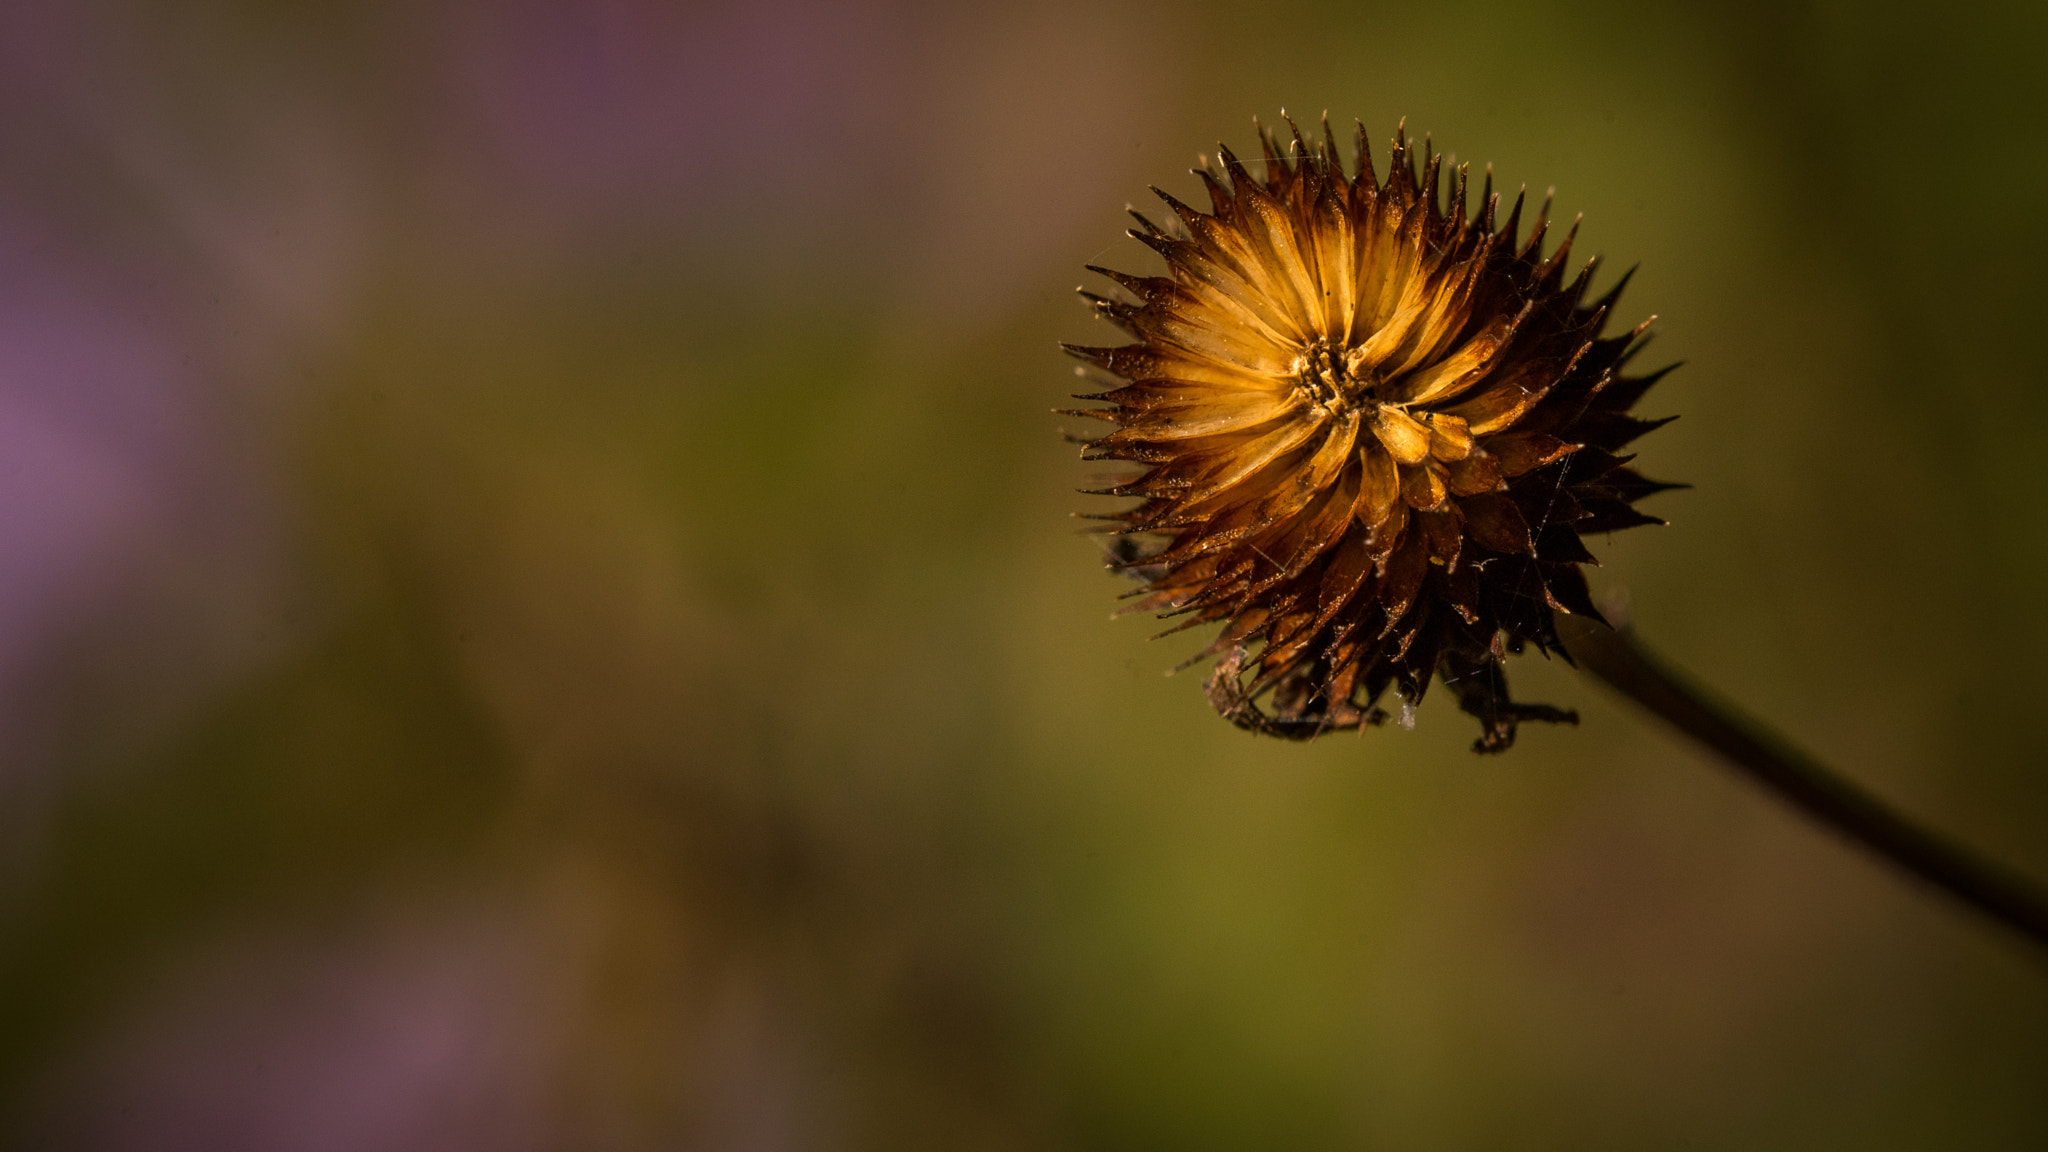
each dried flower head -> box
[1065,115,1677,752]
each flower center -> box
[1293,338,1369,414]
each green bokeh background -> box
[3,1,2045,1148]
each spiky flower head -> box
[1065,115,1677,753]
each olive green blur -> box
[2,1,2045,1148]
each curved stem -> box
[1554,614,2048,953]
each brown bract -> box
[1064,116,1678,753]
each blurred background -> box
[1,0,2045,1147]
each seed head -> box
[1064,115,1678,753]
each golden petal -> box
[1442,374,1545,434]
[1241,195,1325,335]
[1375,262,1477,378]
[1370,406,1432,465]
[1192,173,1318,333]
[1119,390,1303,441]
[1393,317,1507,405]
[1399,462,1448,510]
[1148,311,1299,377]
[1346,297,1424,375]
[1173,212,1314,343]
[1355,199,1421,332]
[1071,343,1289,391]
[1169,267,1303,350]
[1309,190,1357,341]
[1248,410,1361,527]
[1292,409,1363,499]
[1262,461,1365,576]
[1423,413,1474,460]
[1163,236,1311,345]
[1358,442,1401,521]
[1171,412,1328,506]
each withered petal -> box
[1376,528,1431,626]
[1483,431,1576,477]
[1460,491,1533,554]
[1442,451,1505,496]
[1416,508,1464,572]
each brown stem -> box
[1554,613,2048,953]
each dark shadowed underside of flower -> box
[1065,115,1678,753]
